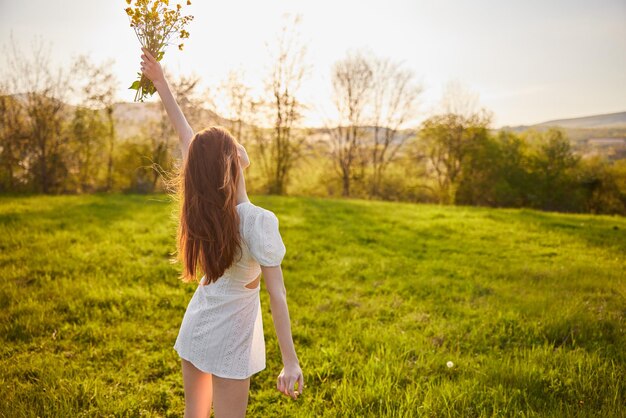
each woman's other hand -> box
[236,142,250,169]
[277,362,304,400]
[140,47,165,86]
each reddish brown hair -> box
[175,126,243,284]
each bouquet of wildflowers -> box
[124,0,194,102]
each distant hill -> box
[535,111,626,129]
[112,101,229,140]
[497,111,626,161]
[501,111,626,132]
[6,93,625,160]
[3,93,229,141]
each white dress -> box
[173,201,287,379]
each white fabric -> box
[173,201,286,378]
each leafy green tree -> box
[527,128,581,211]
[114,139,154,193]
[458,130,535,208]
[420,111,491,204]
[493,131,534,207]
[456,131,501,206]
[67,107,108,193]
[0,93,29,192]
[71,55,118,191]
[577,155,626,215]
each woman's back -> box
[174,200,287,379]
[200,201,286,287]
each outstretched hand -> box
[140,47,165,86]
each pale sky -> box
[1,0,625,128]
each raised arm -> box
[140,47,194,159]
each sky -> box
[1,0,625,128]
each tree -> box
[420,111,491,204]
[368,57,422,197]
[218,68,253,144]
[71,54,118,191]
[527,128,581,211]
[577,155,626,215]
[66,106,108,192]
[0,88,29,192]
[2,35,70,193]
[455,130,501,206]
[328,50,373,197]
[419,82,492,204]
[256,14,309,195]
[491,131,533,207]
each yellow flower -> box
[187,0,191,5]
[126,0,131,4]
[125,7,133,15]
[178,43,184,50]
[176,3,181,10]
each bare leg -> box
[212,374,251,418]
[181,358,213,418]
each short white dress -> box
[173,201,287,379]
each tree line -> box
[1,21,625,215]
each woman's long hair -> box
[173,126,243,284]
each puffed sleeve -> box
[249,210,286,267]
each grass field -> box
[0,194,624,417]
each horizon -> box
[1,0,625,129]
[6,91,625,131]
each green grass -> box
[0,194,624,417]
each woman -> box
[139,47,304,417]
